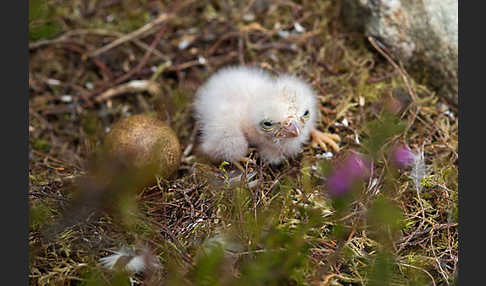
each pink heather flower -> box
[326,153,371,197]
[344,153,371,179]
[390,143,416,169]
[327,170,353,197]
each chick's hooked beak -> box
[276,119,301,138]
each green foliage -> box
[330,222,347,241]
[80,266,131,286]
[235,230,310,286]
[367,196,406,241]
[316,159,333,177]
[418,175,435,189]
[29,203,53,231]
[402,252,435,285]
[234,209,321,286]
[89,1,151,33]
[182,181,326,286]
[82,112,104,139]
[362,111,406,159]
[189,244,225,286]
[29,0,61,41]
[29,0,46,22]
[32,139,51,153]
[366,250,395,286]
[30,21,61,42]
[172,88,192,112]
[219,161,230,183]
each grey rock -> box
[341,0,458,104]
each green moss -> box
[29,203,54,231]
[172,88,192,112]
[79,266,131,286]
[419,175,436,189]
[29,22,62,41]
[29,0,62,41]
[133,216,157,237]
[81,112,103,138]
[32,139,51,153]
[440,166,458,192]
[86,2,151,33]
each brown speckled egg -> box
[104,114,181,181]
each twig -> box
[88,14,169,58]
[398,262,436,286]
[80,27,166,107]
[398,223,458,246]
[31,149,79,169]
[29,29,168,60]
[207,32,239,56]
[89,0,196,58]
[368,37,417,102]
[30,29,120,50]
[238,36,245,65]
[139,215,192,264]
[320,273,361,285]
[71,0,197,107]
[430,232,451,285]
[94,80,161,103]
[366,70,399,83]
[84,1,197,105]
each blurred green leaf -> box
[190,244,225,286]
[362,111,406,159]
[367,250,395,286]
[367,196,406,240]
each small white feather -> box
[316,152,333,159]
[125,255,146,273]
[294,23,305,33]
[99,247,156,274]
[410,146,426,192]
[100,253,124,269]
[100,248,131,270]
[342,118,349,127]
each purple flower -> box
[326,153,371,197]
[390,143,416,169]
[327,171,352,197]
[344,153,371,179]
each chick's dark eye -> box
[260,120,274,130]
[303,110,309,116]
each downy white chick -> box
[194,66,340,165]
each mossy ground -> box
[29,1,458,285]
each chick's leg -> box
[233,156,255,172]
[310,129,341,152]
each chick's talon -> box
[310,129,341,152]
[239,156,255,164]
[233,156,255,172]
